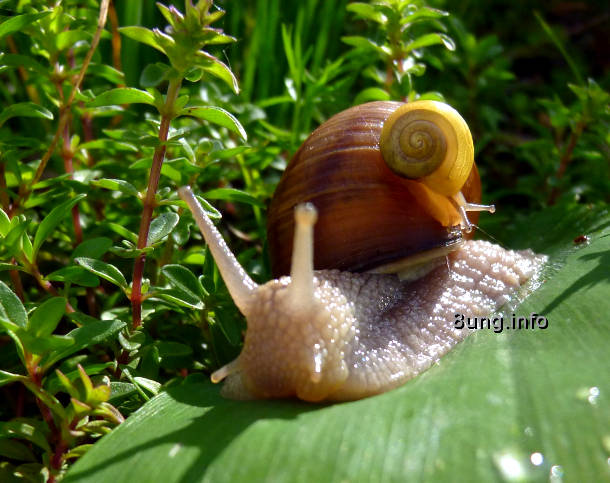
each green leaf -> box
[0,369,26,388]
[203,188,263,207]
[0,438,36,462]
[43,319,127,369]
[179,106,247,141]
[0,420,51,453]
[46,266,100,288]
[196,55,239,94]
[147,212,179,246]
[406,33,456,52]
[32,194,86,260]
[400,7,448,25]
[87,88,155,108]
[27,297,65,338]
[55,29,91,51]
[63,205,610,483]
[75,258,127,290]
[0,11,51,39]
[0,53,46,74]
[346,2,387,24]
[354,87,391,104]
[140,63,170,87]
[19,332,74,356]
[158,264,204,309]
[91,178,139,197]
[0,102,53,127]
[119,26,166,55]
[0,209,10,237]
[72,237,113,259]
[79,139,138,152]
[0,281,27,331]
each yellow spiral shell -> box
[380,100,474,197]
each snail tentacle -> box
[289,203,318,306]
[452,191,496,232]
[178,186,258,314]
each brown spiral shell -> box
[267,101,481,277]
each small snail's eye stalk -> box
[452,191,496,233]
[290,203,318,306]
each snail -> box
[178,100,546,402]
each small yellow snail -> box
[178,101,546,402]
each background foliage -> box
[0,0,608,481]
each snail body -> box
[179,188,545,402]
[178,100,545,402]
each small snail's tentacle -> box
[211,358,241,383]
[290,203,318,305]
[452,191,496,233]
[178,186,258,314]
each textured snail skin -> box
[179,187,546,402]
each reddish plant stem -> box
[8,261,25,301]
[130,78,182,330]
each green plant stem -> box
[131,77,183,329]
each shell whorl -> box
[380,100,474,197]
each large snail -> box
[178,101,546,402]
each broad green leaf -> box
[147,212,179,245]
[203,188,263,207]
[43,319,127,369]
[91,178,139,197]
[75,258,127,289]
[0,102,53,127]
[64,205,610,482]
[32,194,86,260]
[27,297,65,338]
[0,11,51,39]
[406,32,456,52]
[0,281,27,331]
[179,106,247,141]
[119,26,166,55]
[87,88,155,108]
